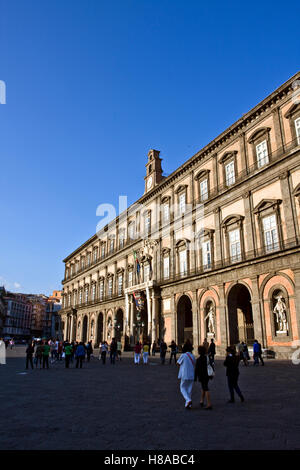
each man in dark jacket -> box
[26,342,35,370]
[110,338,117,364]
[224,346,245,403]
[160,340,167,365]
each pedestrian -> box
[151,341,157,356]
[160,339,167,365]
[110,338,117,364]
[64,342,73,368]
[237,340,244,362]
[169,340,178,364]
[25,342,35,370]
[194,346,212,410]
[241,342,249,366]
[202,338,209,353]
[208,339,216,367]
[142,342,149,364]
[253,339,264,366]
[117,340,122,361]
[86,341,93,362]
[177,342,196,409]
[50,339,56,362]
[75,342,86,368]
[99,341,108,364]
[58,341,63,361]
[224,346,245,403]
[134,342,142,364]
[42,341,50,369]
[35,341,43,369]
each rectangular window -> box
[295,118,300,145]
[110,239,114,253]
[76,262,79,273]
[108,278,113,297]
[92,284,96,301]
[119,230,125,248]
[164,203,169,222]
[70,265,74,276]
[163,257,170,279]
[85,288,89,303]
[202,241,212,269]
[81,258,85,270]
[179,193,186,215]
[229,229,241,262]
[179,250,187,276]
[200,179,208,201]
[256,139,269,167]
[225,161,235,186]
[118,274,123,295]
[129,223,135,240]
[87,253,91,266]
[128,271,133,287]
[144,264,150,281]
[101,244,105,258]
[263,214,279,252]
[93,249,97,262]
[73,292,77,306]
[100,282,104,301]
[145,214,151,236]
[79,291,82,305]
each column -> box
[151,290,157,345]
[214,207,222,265]
[146,286,151,337]
[242,191,255,255]
[170,229,175,278]
[217,283,228,354]
[280,171,297,243]
[272,107,285,151]
[69,314,73,342]
[239,132,248,175]
[192,291,199,348]
[125,292,129,336]
[250,276,265,346]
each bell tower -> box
[144,149,164,193]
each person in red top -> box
[134,342,142,364]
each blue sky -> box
[0,0,299,295]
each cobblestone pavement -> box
[1,346,300,450]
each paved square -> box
[1,346,300,450]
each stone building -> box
[60,72,300,358]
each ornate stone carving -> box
[273,295,288,333]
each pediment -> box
[284,103,300,119]
[248,127,271,144]
[253,199,282,213]
[218,151,238,164]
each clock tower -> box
[144,149,164,193]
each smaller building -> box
[3,292,33,339]
[0,287,7,336]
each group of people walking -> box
[177,340,245,410]
[98,338,122,365]
[25,339,94,369]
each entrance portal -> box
[227,284,254,345]
[115,308,124,342]
[177,295,193,348]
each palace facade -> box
[60,72,300,358]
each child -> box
[177,343,195,409]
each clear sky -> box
[0,0,299,295]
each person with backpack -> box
[224,346,245,403]
[75,342,86,368]
[253,339,264,366]
[194,345,213,410]
[177,342,196,409]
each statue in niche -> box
[273,294,288,333]
[204,303,215,335]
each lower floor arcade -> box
[60,258,300,358]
